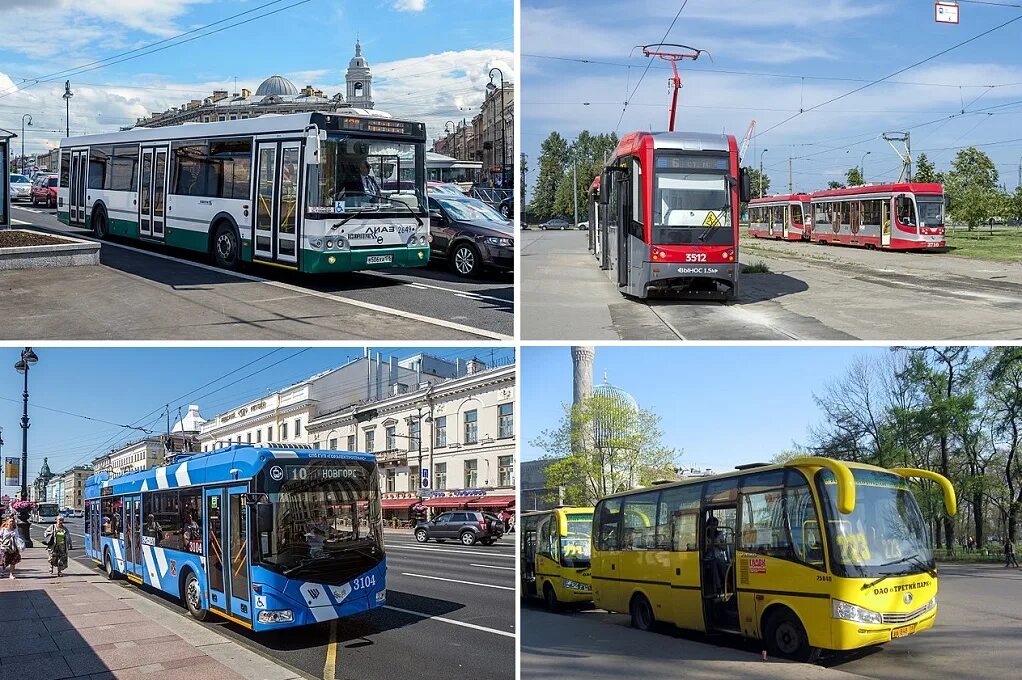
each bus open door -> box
[702,506,739,632]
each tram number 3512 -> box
[685,254,708,262]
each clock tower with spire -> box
[346,37,375,109]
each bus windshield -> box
[561,511,593,568]
[916,198,944,227]
[38,504,59,517]
[312,136,425,215]
[652,157,733,246]
[259,459,383,584]
[817,468,933,579]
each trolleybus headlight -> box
[418,235,428,246]
[832,599,883,625]
[325,239,334,250]
[257,609,294,624]
[312,239,324,249]
[337,237,347,249]
[375,590,386,604]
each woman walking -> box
[44,515,73,577]
[0,516,22,579]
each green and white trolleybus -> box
[57,110,430,274]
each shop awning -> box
[420,496,470,508]
[381,498,417,510]
[465,495,516,509]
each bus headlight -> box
[312,239,324,249]
[257,609,294,624]
[832,599,883,625]
[375,590,386,604]
[418,235,428,246]
[325,239,334,250]
[336,237,348,250]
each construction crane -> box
[738,120,756,164]
[640,43,710,132]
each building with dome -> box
[133,40,375,128]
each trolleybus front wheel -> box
[629,593,656,631]
[183,571,210,621]
[764,608,813,662]
[543,582,560,612]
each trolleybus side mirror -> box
[944,194,952,212]
[255,502,274,555]
[305,127,322,165]
[739,168,752,204]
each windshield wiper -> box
[382,195,423,227]
[329,204,382,232]
[860,553,934,590]
[697,203,730,242]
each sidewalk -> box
[0,548,304,680]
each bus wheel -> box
[543,582,560,612]
[764,609,812,662]
[629,594,656,631]
[183,572,209,621]
[104,551,118,580]
[212,222,240,270]
[92,208,108,240]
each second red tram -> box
[748,193,812,241]
[597,131,750,300]
[809,183,946,250]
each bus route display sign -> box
[935,2,959,24]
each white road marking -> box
[400,572,514,591]
[357,270,510,304]
[13,219,509,340]
[383,605,515,638]
[385,544,514,558]
[470,563,515,570]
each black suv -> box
[414,511,505,546]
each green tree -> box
[747,167,771,199]
[986,347,1022,542]
[528,131,569,223]
[827,180,845,190]
[944,147,1000,229]
[845,167,864,187]
[914,153,943,184]
[530,393,681,505]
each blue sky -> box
[521,345,894,472]
[522,0,1022,197]
[0,0,512,157]
[0,346,513,498]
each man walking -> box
[1005,538,1019,568]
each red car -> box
[31,174,58,208]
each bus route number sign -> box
[935,2,959,24]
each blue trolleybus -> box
[83,444,386,631]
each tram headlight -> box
[257,609,294,624]
[832,599,883,625]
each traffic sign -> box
[421,467,430,489]
[935,2,959,24]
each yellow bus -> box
[591,457,956,661]
[521,507,594,609]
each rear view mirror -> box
[944,194,952,212]
[739,168,752,203]
[599,169,611,206]
[429,209,445,224]
[305,128,321,165]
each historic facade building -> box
[132,40,375,128]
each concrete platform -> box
[0,229,100,270]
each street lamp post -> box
[487,68,506,186]
[759,148,768,198]
[14,347,38,547]
[445,120,456,160]
[62,81,73,139]
[20,114,32,175]
[860,151,871,184]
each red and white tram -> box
[809,183,946,251]
[748,193,812,241]
[596,131,749,300]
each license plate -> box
[891,624,916,639]
[366,255,393,264]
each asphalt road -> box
[32,518,515,680]
[521,562,1022,679]
[521,229,1022,340]
[6,205,513,340]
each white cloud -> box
[394,0,426,12]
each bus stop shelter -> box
[0,127,15,228]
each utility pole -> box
[788,156,793,193]
[759,148,768,198]
[572,155,579,229]
[62,81,73,138]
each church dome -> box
[255,75,299,96]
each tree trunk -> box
[973,491,984,546]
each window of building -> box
[409,419,420,452]
[464,459,478,488]
[385,469,396,493]
[497,403,513,439]
[246,432,252,443]
[498,455,513,487]
[464,410,478,444]
[434,416,447,447]
[281,423,288,440]
[294,418,302,438]
[266,426,273,441]
[329,438,338,450]
[255,429,261,443]
[347,434,356,451]
[365,430,375,453]
[386,425,397,450]
[435,462,447,490]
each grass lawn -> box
[944,228,1022,262]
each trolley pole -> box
[759,148,768,198]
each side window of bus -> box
[739,489,789,558]
[786,479,825,569]
[84,501,91,533]
[181,490,203,555]
[815,202,828,226]
[703,478,738,506]
[896,196,916,225]
[111,146,139,192]
[101,497,122,537]
[537,516,555,560]
[595,498,623,551]
[145,490,184,551]
[621,491,658,550]
[631,157,642,228]
[88,146,112,190]
[656,484,701,551]
[60,152,71,189]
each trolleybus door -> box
[253,140,302,267]
[882,199,892,247]
[203,486,251,622]
[783,206,790,239]
[89,500,100,559]
[701,506,739,632]
[227,487,252,622]
[123,494,143,578]
[68,149,88,226]
[615,171,630,288]
[138,146,168,240]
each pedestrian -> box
[44,515,73,576]
[0,516,23,579]
[1005,538,1019,568]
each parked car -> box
[31,174,58,208]
[428,194,513,277]
[414,510,505,546]
[9,173,32,202]
[498,195,513,220]
[577,221,589,230]
[539,218,571,230]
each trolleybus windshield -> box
[313,136,424,215]
[38,503,59,518]
[916,198,944,227]
[561,510,593,568]
[652,153,733,245]
[816,468,933,579]
[258,459,383,583]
